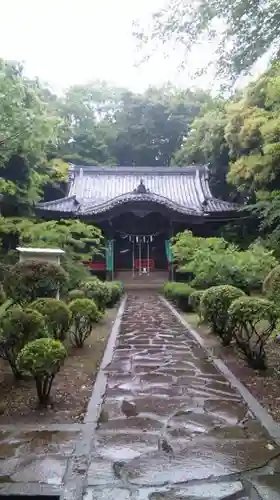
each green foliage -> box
[4,260,68,304]
[228,297,277,369]
[30,298,71,341]
[137,0,280,84]
[200,285,245,344]
[16,338,67,405]
[58,83,208,167]
[0,217,103,262]
[188,289,205,319]
[0,306,47,377]
[173,105,232,199]
[105,281,124,308]
[272,319,280,339]
[69,298,102,348]
[263,265,280,305]
[0,60,62,213]
[172,231,277,293]
[163,282,194,311]
[82,278,110,313]
[0,217,103,295]
[62,259,93,291]
[0,286,6,305]
[68,289,86,301]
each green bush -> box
[69,298,102,347]
[81,278,110,312]
[30,298,71,342]
[200,285,245,344]
[4,260,68,304]
[0,307,47,378]
[228,296,277,369]
[62,257,92,291]
[191,257,249,292]
[163,282,194,312]
[0,285,6,305]
[16,338,67,405]
[68,289,86,301]
[263,265,280,305]
[172,231,276,293]
[105,281,123,307]
[189,290,205,319]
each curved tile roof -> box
[37,165,237,216]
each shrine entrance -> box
[114,231,168,275]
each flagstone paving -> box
[85,293,280,500]
[2,292,280,499]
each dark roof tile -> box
[37,165,238,216]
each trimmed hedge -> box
[4,260,68,303]
[228,296,277,369]
[69,298,102,347]
[263,265,280,305]
[188,289,205,318]
[0,306,47,378]
[163,282,194,312]
[200,285,245,345]
[106,281,124,307]
[68,289,86,301]
[81,278,110,312]
[30,298,71,342]
[17,338,67,405]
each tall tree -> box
[136,0,280,85]
[173,101,232,198]
[0,60,62,215]
[110,87,211,166]
[56,82,121,166]
[56,82,210,167]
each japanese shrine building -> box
[36,165,238,280]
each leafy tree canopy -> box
[0,60,63,209]
[135,0,280,85]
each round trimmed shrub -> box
[263,265,280,305]
[30,298,71,342]
[16,338,67,405]
[4,260,68,304]
[200,285,245,344]
[68,289,85,301]
[163,282,194,312]
[106,281,123,307]
[0,306,47,378]
[228,296,277,369]
[69,298,102,347]
[189,290,205,318]
[81,278,110,312]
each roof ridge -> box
[37,194,77,207]
[69,164,208,175]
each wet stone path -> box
[85,293,280,500]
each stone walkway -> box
[85,293,280,500]
[1,292,280,499]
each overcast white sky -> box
[0,0,218,93]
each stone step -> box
[116,270,168,290]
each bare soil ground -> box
[0,307,118,424]
[184,312,280,423]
